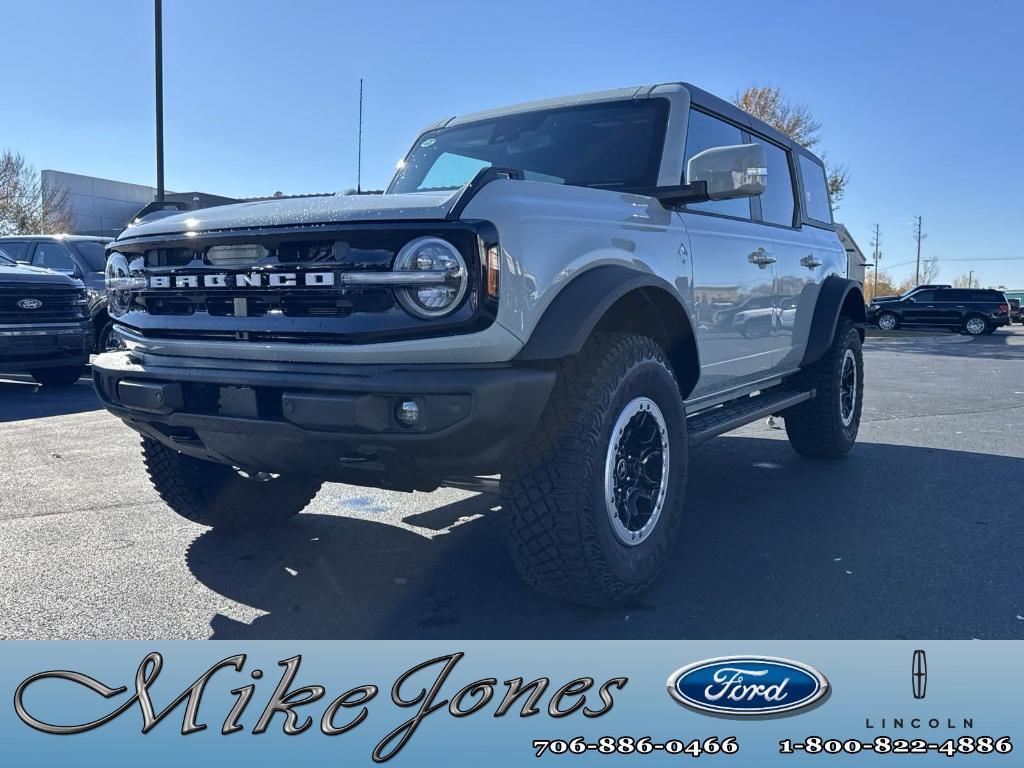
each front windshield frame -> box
[388,98,670,195]
[0,247,13,265]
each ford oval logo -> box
[667,656,829,716]
[17,298,43,310]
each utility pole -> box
[913,215,926,285]
[154,0,164,201]
[356,78,364,194]
[870,223,881,299]
[968,270,975,289]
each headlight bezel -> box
[104,251,134,316]
[391,236,469,319]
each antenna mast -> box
[357,78,363,194]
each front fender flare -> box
[516,265,691,361]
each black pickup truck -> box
[0,246,91,386]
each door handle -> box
[748,247,776,268]
[800,254,823,269]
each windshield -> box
[389,99,669,194]
[0,247,12,265]
[71,240,109,271]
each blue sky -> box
[2,0,1023,288]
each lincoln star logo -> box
[912,650,927,700]
[17,298,43,309]
[667,656,829,716]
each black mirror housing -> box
[632,181,709,208]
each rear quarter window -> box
[798,155,832,224]
[971,290,1002,301]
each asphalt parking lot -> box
[1,328,1022,640]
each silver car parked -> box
[93,82,865,605]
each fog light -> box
[396,399,420,427]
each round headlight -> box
[105,252,133,316]
[392,236,468,318]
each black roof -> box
[681,82,827,169]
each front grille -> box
[141,289,382,318]
[112,222,498,345]
[0,284,86,324]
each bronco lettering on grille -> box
[148,272,335,289]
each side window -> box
[941,289,970,301]
[910,290,936,302]
[683,109,751,220]
[31,241,77,273]
[0,240,30,261]
[798,154,832,223]
[758,140,796,226]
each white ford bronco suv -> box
[94,83,865,605]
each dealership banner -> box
[1,641,1018,766]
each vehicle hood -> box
[0,262,81,286]
[116,191,462,241]
[872,295,901,303]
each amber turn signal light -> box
[486,245,500,299]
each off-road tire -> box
[783,318,863,458]
[500,333,688,606]
[29,365,86,387]
[142,438,322,528]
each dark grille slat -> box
[0,284,84,324]
[142,289,366,318]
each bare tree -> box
[920,254,941,284]
[0,150,75,235]
[863,269,899,302]
[952,273,975,288]
[732,85,849,208]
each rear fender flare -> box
[801,275,866,367]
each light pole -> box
[870,223,881,299]
[154,0,165,201]
[913,216,925,285]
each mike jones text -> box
[14,651,629,763]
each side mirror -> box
[129,200,189,227]
[686,143,767,201]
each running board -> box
[687,388,814,447]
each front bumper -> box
[0,321,91,372]
[92,350,555,491]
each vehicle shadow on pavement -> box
[186,436,1024,640]
[0,376,100,422]
[868,330,1021,361]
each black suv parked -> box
[0,235,114,351]
[868,286,1011,335]
[0,245,91,386]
